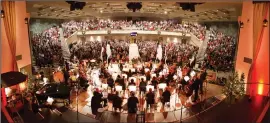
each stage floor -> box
[69,83,223,117]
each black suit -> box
[91,92,102,115]
[199,71,207,93]
[146,92,155,108]
[192,78,200,101]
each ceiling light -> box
[223,13,226,14]
[164,11,167,14]
[100,10,103,13]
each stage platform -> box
[69,83,223,122]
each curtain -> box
[248,3,269,94]
[1,1,17,71]
[252,3,269,59]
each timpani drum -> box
[53,71,64,82]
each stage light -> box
[129,86,136,92]
[263,19,268,27]
[1,10,4,18]
[184,76,190,82]
[258,80,264,95]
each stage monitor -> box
[130,32,138,36]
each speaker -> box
[243,57,252,64]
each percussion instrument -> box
[53,71,64,82]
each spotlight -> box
[1,10,4,18]
[263,19,268,27]
[24,18,29,24]
[66,1,86,11]
[126,2,142,12]
[239,21,244,28]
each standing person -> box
[192,75,200,103]
[127,92,139,113]
[113,92,123,112]
[199,69,207,94]
[145,88,155,110]
[91,90,102,116]
[162,87,171,106]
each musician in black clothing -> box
[199,69,207,94]
[162,87,171,105]
[139,78,147,94]
[107,75,114,89]
[146,88,155,109]
[127,70,132,79]
[192,75,200,102]
[129,79,136,86]
[62,68,70,85]
[151,77,158,89]
[113,92,123,112]
[91,91,102,115]
[127,92,139,113]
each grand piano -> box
[35,83,71,104]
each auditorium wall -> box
[30,18,64,34]
[235,2,253,94]
[236,2,269,96]
[1,1,31,73]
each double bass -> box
[184,79,194,97]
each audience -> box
[31,19,236,72]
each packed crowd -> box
[61,20,206,40]
[69,39,198,67]
[204,28,236,72]
[31,19,236,72]
[31,26,64,67]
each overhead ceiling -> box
[26,1,242,22]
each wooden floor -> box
[69,83,223,118]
